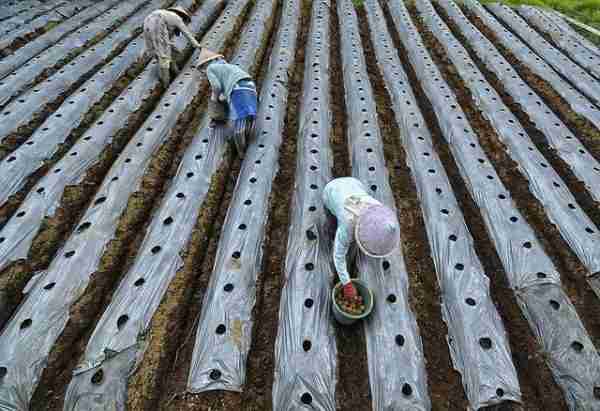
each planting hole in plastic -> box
[95,197,107,205]
[301,393,312,405]
[594,386,600,399]
[479,337,492,350]
[216,324,226,335]
[164,217,174,225]
[117,315,128,330]
[395,334,405,346]
[466,298,476,306]
[0,367,6,381]
[497,388,504,397]
[224,283,234,292]
[65,251,75,258]
[77,222,91,233]
[91,369,104,385]
[387,294,397,303]
[302,340,312,352]
[232,251,241,259]
[20,319,32,330]
[134,278,145,287]
[402,383,412,396]
[44,282,56,290]
[571,341,584,353]
[449,234,457,241]
[304,298,314,308]
[305,263,314,271]
[210,369,221,380]
[151,246,161,254]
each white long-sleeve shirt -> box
[322,177,380,285]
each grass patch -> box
[479,0,600,44]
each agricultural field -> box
[0,0,600,410]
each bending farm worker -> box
[196,48,258,156]
[323,177,400,300]
[143,6,200,87]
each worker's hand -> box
[342,282,358,300]
[218,94,226,102]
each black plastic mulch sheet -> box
[519,5,600,80]
[461,1,600,134]
[187,0,298,393]
[0,0,220,327]
[0,0,151,136]
[0,1,246,408]
[439,0,600,205]
[0,1,89,51]
[386,0,521,408]
[338,1,430,409]
[417,1,600,409]
[487,3,600,106]
[271,0,337,409]
[0,0,121,81]
[419,1,600,285]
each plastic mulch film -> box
[0,0,218,281]
[62,121,226,411]
[386,0,521,408]
[0,0,203,210]
[271,0,337,409]
[486,3,600,107]
[0,1,88,51]
[518,6,600,80]
[338,1,431,409]
[1,1,67,34]
[0,0,150,125]
[417,2,600,409]
[420,1,600,278]
[542,9,600,58]
[461,2,600,134]
[439,0,600,205]
[64,1,271,407]
[0,0,121,81]
[0,0,49,21]
[187,0,297,393]
[0,0,246,407]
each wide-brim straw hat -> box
[197,48,224,68]
[355,204,400,258]
[166,6,191,24]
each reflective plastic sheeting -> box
[0,0,245,407]
[339,0,430,409]
[0,1,91,51]
[386,0,521,408]
[418,0,600,279]
[272,0,337,409]
[418,2,600,409]
[487,3,600,106]
[438,0,600,205]
[0,0,221,326]
[462,1,600,134]
[0,0,154,136]
[0,0,122,82]
[518,6,600,80]
[187,0,298,393]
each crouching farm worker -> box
[143,6,201,87]
[196,48,258,156]
[323,177,400,300]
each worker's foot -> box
[159,67,171,88]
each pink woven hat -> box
[355,204,400,258]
